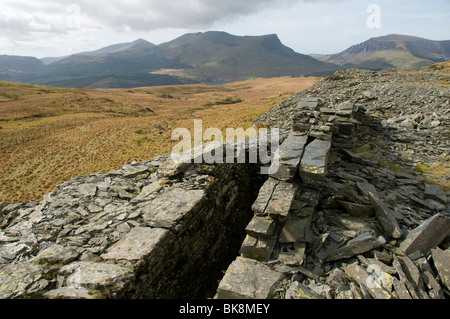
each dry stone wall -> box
[0,151,266,299]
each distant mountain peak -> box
[315,33,450,70]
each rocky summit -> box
[1,65,449,300]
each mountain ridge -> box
[1,32,449,88]
[315,34,450,70]
[1,31,340,88]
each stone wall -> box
[0,151,265,299]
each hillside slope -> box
[317,34,450,70]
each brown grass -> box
[0,76,320,203]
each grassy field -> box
[0,76,320,204]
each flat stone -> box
[327,232,386,262]
[336,101,358,112]
[396,256,426,291]
[35,244,80,266]
[431,247,450,291]
[131,180,165,203]
[59,261,134,297]
[367,191,403,239]
[279,217,311,244]
[424,184,447,205]
[392,256,429,299]
[245,216,277,237]
[142,188,205,230]
[269,132,308,181]
[285,281,322,299]
[393,282,413,299]
[265,181,298,218]
[417,257,446,299]
[101,227,171,263]
[158,157,191,177]
[44,287,96,299]
[239,235,277,260]
[78,184,97,197]
[0,262,47,299]
[344,264,395,299]
[123,166,151,178]
[215,257,283,299]
[297,97,322,111]
[399,213,450,258]
[252,178,279,216]
[299,139,331,187]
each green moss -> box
[87,290,105,299]
[414,162,432,173]
[244,254,263,262]
[354,147,373,154]
[377,159,405,172]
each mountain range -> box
[312,34,450,70]
[0,32,449,89]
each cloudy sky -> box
[1,0,449,58]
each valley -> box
[0,76,320,204]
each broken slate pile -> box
[216,92,450,299]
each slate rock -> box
[252,178,279,216]
[269,132,308,181]
[59,262,135,298]
[431,247,450,291]
[0,262,47,299]
[215,257,284,299]
[35,244,80,266]
[367,191,403,239]
[265,181,298,219]
[399,213,450,258]
[279,217,312,244]
[424,184,447,205]
[299,139,331,187]
[344,264,395,299]
[142,188,205,230]
[285,281,322,299]
[245,216,277,237]
[44,287,97,299]
[327,232,386,262]
[101,227,172,266]
[239,235,277,260]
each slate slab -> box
[327,232,386,262]
[142,188,205,230]
[299,139,331,187]
[215,257,283,299]
[252,178,278,216]
[269,132,308,181]
[367,191,403,239]
[431,247,450,291]
[101,227,171,263]
[265,181,298,219]
[399,213,450,258]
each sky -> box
[0,0,449,58]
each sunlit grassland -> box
[0,76,320,203]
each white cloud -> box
[0,0,305,34]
